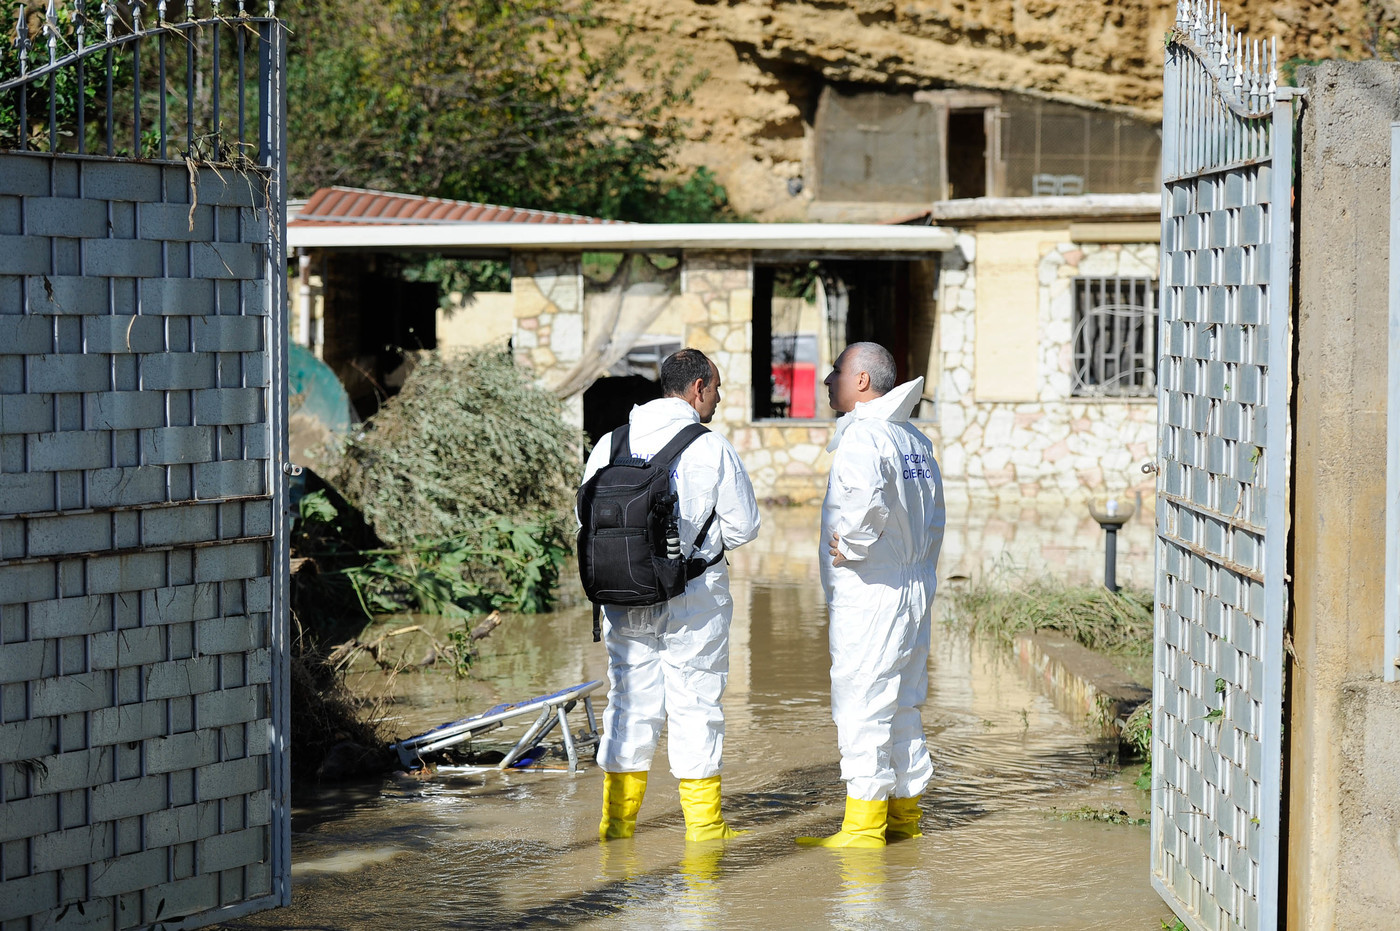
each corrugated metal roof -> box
[288,186,624,227]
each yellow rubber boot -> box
[599,771,648,840]
[679,776,744,841]
[886,795,923,841]
[796,797,888,848]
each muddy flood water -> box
[221,501,1172,930]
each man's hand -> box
[829,531,846,566]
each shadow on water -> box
[221,503,1168,931]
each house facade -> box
[288,188,1159,509]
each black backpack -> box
[577,422,723,641]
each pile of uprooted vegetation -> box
[946,571,1153,660]
[287,348,579,781]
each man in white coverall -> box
[583,348,761,842]
[797,341,945,848]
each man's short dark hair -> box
[660,348,715,397]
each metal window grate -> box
[1072,276,1158,398]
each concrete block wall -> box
[1288,61,1400,931]
[0,152,280,930]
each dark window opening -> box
[582,374,663,449]
[752,264,822,420]
[320,254,438,419]
[946,110,988,200]
[753,259,930,420]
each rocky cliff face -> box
[591,0,1390,218]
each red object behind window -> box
[772,363,816,418]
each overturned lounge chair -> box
[391,679,605,773]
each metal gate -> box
[0,2,289,928]
[1153,3,1297,929]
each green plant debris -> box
[342,518,568,618]
[321,348,575,619]
[1121,702,1153,791]
[328,348,575,549]
[296,349,577,624]
[946,570,1153,658]
[1049,806,1148,826]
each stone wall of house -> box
[508,237,1159,507]
[679,251,754,433]
[938,233,1159,503]
[511,251,585,426]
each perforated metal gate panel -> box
[1153,4,1295,930]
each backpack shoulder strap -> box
[608,424,632,464]
[648,422,709,470]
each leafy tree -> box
[0,5,128,151]
[284,0,729,222]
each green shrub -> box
[322,348,577,616]
[329,348,576,546]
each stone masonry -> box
[938,235,1158,502]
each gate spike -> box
[1254,39,1265,101]
[14,4,31,76]
[75,0,86,51]
[43,0,56,64]
[130,0,142,32]
[184,0,191,21]
[157,0,166,24]
[101,0,115,42]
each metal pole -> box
[1104,524,1119,592]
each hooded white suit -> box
[582,397,761,779]
[820,377,945,801]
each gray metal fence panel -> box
[0,3,289,928]
[1153,2,1295,928]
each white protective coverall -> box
[819,377,945,801]
[582,397,761,779]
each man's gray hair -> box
[847,342,897,395]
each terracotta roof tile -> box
[289,186,624,227]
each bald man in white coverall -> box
[797,341,946,848]
[584,348,761,843]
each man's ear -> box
[856,370,871,391]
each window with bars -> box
[1072,277,1158,398]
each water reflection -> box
[219,501,1168,931]
[727,499,1155,591]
